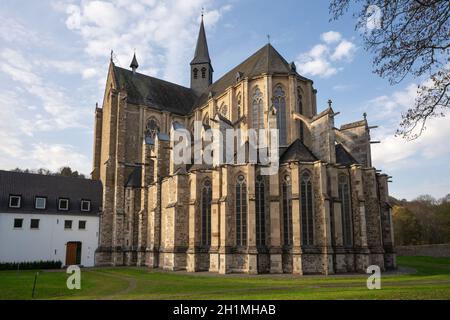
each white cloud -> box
[366,83,450,172]
[57,0,231,84]
[0,48,87,132]
[321,31,342,44]
[296,31,357,78]
[31,143,90,173]
[331,40,357,61]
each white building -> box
[0,170,102,267]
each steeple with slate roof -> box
[190,15,213,95]
[130,53,139,74]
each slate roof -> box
[0,170,102,215]
[130,53,139,69]
[280,139,318,163]
[112,66,198,115]
[335,144,359,166]
[195,44,304,107]
[191,18,211,65]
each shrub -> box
[0,260,62,271]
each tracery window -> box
[255,176,266,246]
[282,175,292,246]
[145,118,160,140]
[301,171,314,245]
[203,113,210,127]
[338,174,353,247]
[252,87,264,129]
[219,103,228,118]
[236,175,248,246]
[273,85,287,145]
[201,180,212,246]
[237,94,242,119]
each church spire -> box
[191,15,211,65]
[130,52,139,74]
[190,14,213,94]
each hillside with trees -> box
[391,194,450,245]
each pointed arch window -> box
[274,85,287,145]
[201,67,207,79]
[255,176,266,246]
[145,118,160,140]
[201,179,212,246]
[338,174,353,247]
[282,175,293,246]
[301,171,314,246]
[203,113,210,127]
[193,68,198,79]
[252,87,264,129]
[236,175,248,246]
[237,94,242,119]
[219,103,228,118]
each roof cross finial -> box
[328,99,333,108]
[267,34,271,44]
[201,7,204,19]
[110,50,114,62]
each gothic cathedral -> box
[92,18,396,274]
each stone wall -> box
[396,244,450,257]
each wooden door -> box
[66,242,82,265]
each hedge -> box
[0,260,62,270]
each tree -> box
[10,167,86,179]
[392,205,422,245]
[330,0,450,139]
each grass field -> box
[0,256,449,300]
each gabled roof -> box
[195,44,304,107]
[191,18,211,65]
[335,143,359,166]
[0,170,102,215]
[111,44,309,115]
[280,139,318,163]
[112,66,198,115]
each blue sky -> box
[0,0,449,200]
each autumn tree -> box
[330,0,450,139]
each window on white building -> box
[35,197,47,210]
[64,220,72,229]
[30,219,40,229]
[58,198,70,211]
[9,195,21,208]
[79,220,86,230]
[81,200,91,212]
[14,218,23,229]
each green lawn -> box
[0,256,449,300]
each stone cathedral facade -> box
[93,18,396,274]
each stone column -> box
[290,163,303,274]
[246,165,258,274]
[350,165,370,272]
[218,167,233,274]
[317,162,334,275]
[269,172,283,273]
[210,168,222,272]
[187,173,199,272]
[95,88,118,266]
[112,90,127,266]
